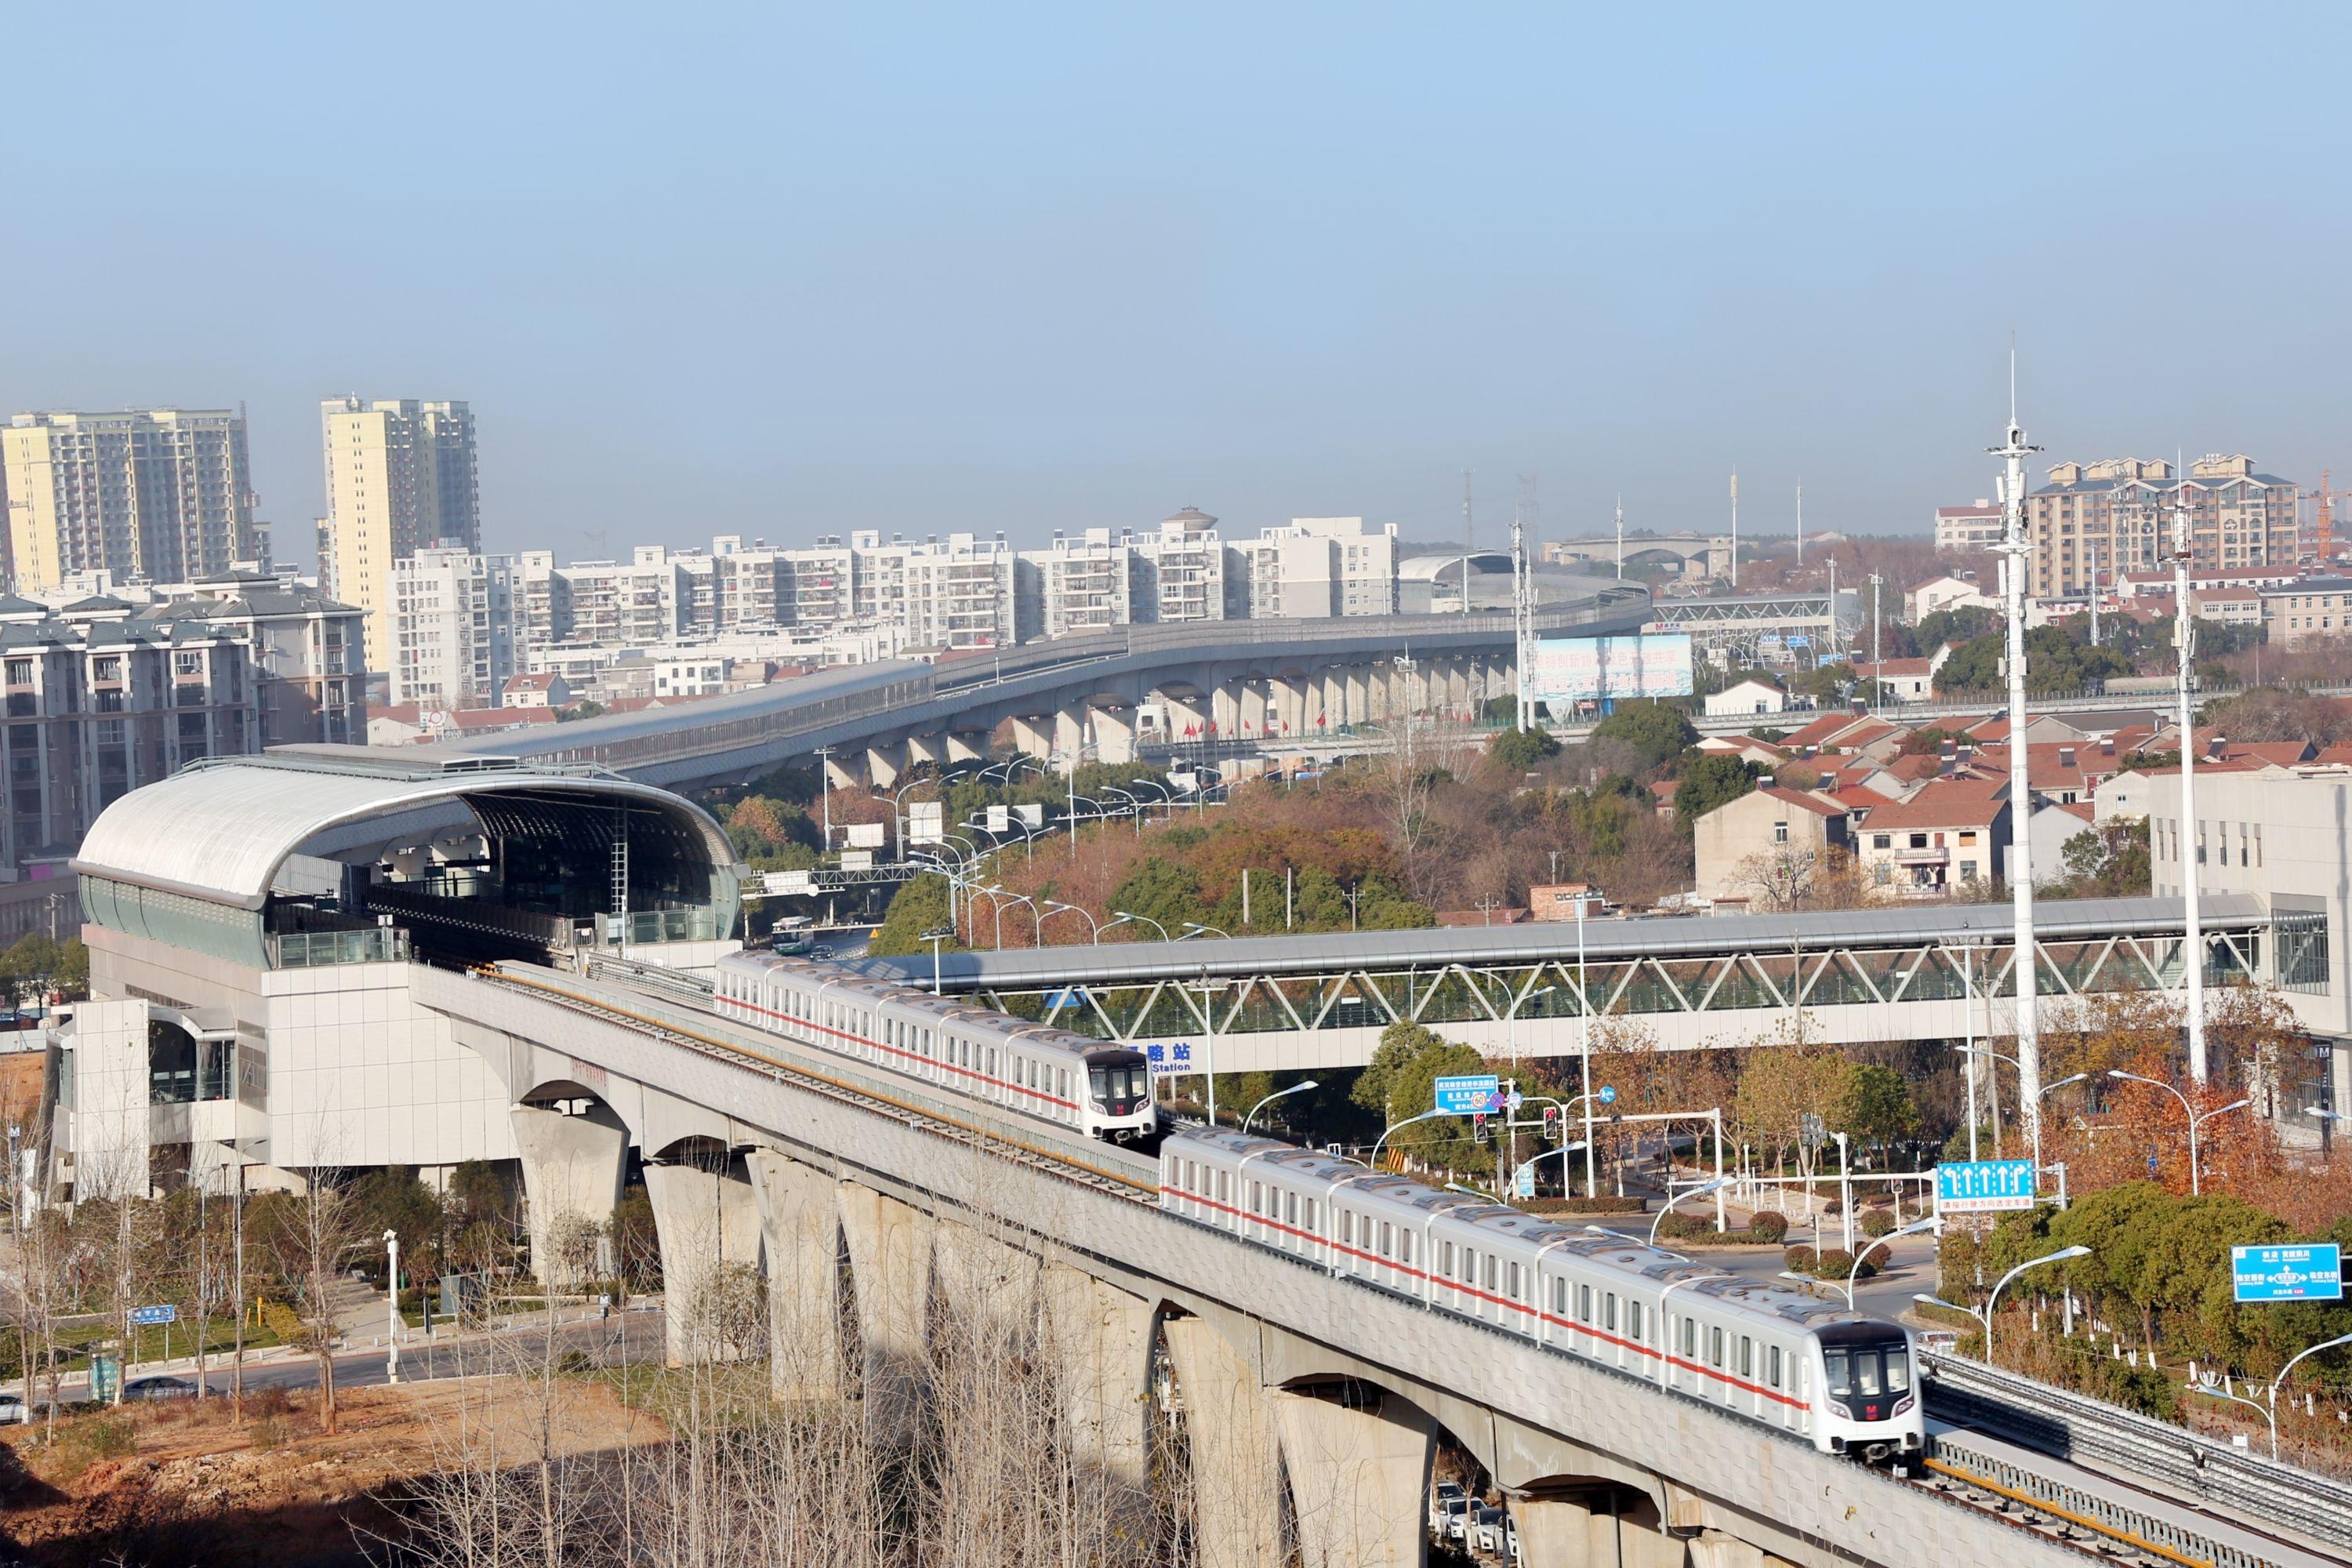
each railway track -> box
[477,964,1162,1206]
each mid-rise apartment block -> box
[1933,501,2002,553]
[2026,455,2301,598]
[1227,516,1398,619]
[2,409,259,591]
[1027,529,1136,637]
[390,546,517,709]
[317,397,480,675]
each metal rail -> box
[1923,1443,2230,1568]
[1924,1352,2352,1552]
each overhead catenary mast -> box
[1614,494,1624,579]
[2173,462,2208,1083]
[1461,469,1475,617]
[1991,368,2045,1156]
[1795,481,1805,568]
[1512,499,1535,730]
[1729,470,1740,590]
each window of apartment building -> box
[1871,833,1890,850]
[174,651,203,677]
[1773,821,1789,844]
[1907,833,1927,849]
[93,655,122,682]
[2,659,29,687]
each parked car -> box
[1447,1501,1481,1542]
[122,1376,197,1401]
[1428,1481,1468,1535]
[1471,1505,1508,1555]
[0,1392,27,1423]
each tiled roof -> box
[1854,782,2009,831]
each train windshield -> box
[1090,1062,1151,1110]
[1822,1341,1911,1400]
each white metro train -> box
[1162,1125,1924,1461]
[711,950,1160,1141]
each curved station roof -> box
[74,751,739,911]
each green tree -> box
[870,873,960,956]
[1835,1064,1919,1167]
[1934,633,2004,694]
[1353,1021,1447,1120]
[1916,604,1999,650]
[1589,701,1698,770]
[1674,753,1759,827]
[1107,857,1207,937]
[1489,726,1561,771]
[2050,817,2151,898]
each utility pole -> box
[1461,469,1475,617]
[2088,539,2102,647]
[1512,496,1534,731]
[1729,470,1740,590]
[1795,481,1805,568]
[2173,477,2208,1083]
[1991,363,2045,1153]
[1869,572,1884,703]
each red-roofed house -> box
[1852,644,1953,702]
[1693,785,1853,902]
[1850,781,2012,895]
[503,671,572,710]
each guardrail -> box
[1923,1351,2352,1549]
[1927,1428,2274,1568]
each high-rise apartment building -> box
[1933,501,2002,554]
[1025,529,1138,637]
[1227,517,1398,619]
[2026,455,2301,598]
[1134,508,1227,623]
[2,409,258,592]
[317,397,480,674]
[389,546,517,710]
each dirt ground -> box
[0,1377,662,1568]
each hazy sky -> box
[6,4,2349,563]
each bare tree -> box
[256,1168,372,1435]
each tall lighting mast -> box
[2172,474,2208,1083]
[1991,382,2045,1155]
[1512,502,1535,731]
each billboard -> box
[2232,1243,2343,1303]
[908,801,946,845]
[1433,1073,1504,1115]
[1934,1159,2037,1214]
[1527,633,1695,704]
[845,822,886,850]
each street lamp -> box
[1650,1177,1734,1247]
[1243,1080,1319,1134]
[1958,1045,2086,1172]
[2105,1071,2250,1196]
[1179,921,1229,942]
[383,1230,401,1385]
[988,886,1044,944]
[920,927,954,994]
[1111,909,1170,942]
[2191,1375,2281,1461]
[1838,1215,1936,1308]
[2249,1330,2352,1461]
[1918,1243,2090,1367]
[1371,1108,1454,1167]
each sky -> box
[5,3,2350,563]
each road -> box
[1689,1225,1941,1320]
[12,1306,670,1408]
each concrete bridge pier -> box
[1272,1384,1437,1568]
[1507,1489,1688,1568]
[904,731,946,773]
[1054,706,1089,767]
[1010,713,1057,762]
[1213,682,1243,739]
[1163,1317,1285,1568]
[1162,691,1211,742]
[1089,702,1138,766]
[642,1146,763,1367]
[864,738,911,789]
[822,750,862,793]
[509,1099,628,1287]
[946,729,989,764]
[932,1220,1041,1342]
[746,1149,843,1399]
[1042,1265,1157,1494]
[837,1182,935,1446]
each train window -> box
[1058,1068,1069,1102]
[1627,1301,1643,1342]
[1461,1248,1475,1284]
[1441,1242,1454,1277]
[1250,1181,1263,1216]
[1577,1283,1592,1323]
[1341,1210,1354,1245]
[1507,1261,1521,1301]
[987,1048,998,1080]
[1217,1171,1230,1207]
[1604,1293,1617,1333]
[1483,1254,1497,1293]
[1284,1191,1298,1226]
[1709,1327,1724,1368]
[1399,1232,1412,1267]
[1740,1336,1754,1379]
[1769,1345,1784,1388]
[1377,1221,1392,1258]
[1303,1199,1316,1232]
[1679,1316,1697,1357]
[1552,1277,1567,1316]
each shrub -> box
[1746,1210,1788,1243]
[1654,1210,1706,1241]
[1860,1209,1896,1239]
[1812,1248,1857,1279]
[1784,1245,1818,1275]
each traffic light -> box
[1543,1105,1560,1134]
[1472,1113,1490,1145]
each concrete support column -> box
[1042,1265,1157,1493]
[1163,1318,1284,1568]
[904,731,945,771]
[1090,703,1138,766]
[1272,1387,1437,1568]
[837,1182,935,1445]
[746,1149,842,1400]
[946,730,988,764]
[822,751,862,792]
[1239,681,1269,738]
[643,1151,763,1367]
[1508,1491,1690,1568]
[1688,1534,1789,1568]
[1213,683,1243,739]
[865,738,910,789]
[1164,692,1210,742]
[1345,669,1367,727]
[1054,706,1088,768]
[1010,713,1055,760]
[932,1221,1040,1341]
[509,1101,628,1287]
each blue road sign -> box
[2232,1243,2343,1303]
[1598,1085,1617,1105]
[1434,1074,1502,1116]
[1515,1163,1536,1199]
[130,1304,177,1327]
[1934,1160,2037,1214]
[1044,987,1090,1010]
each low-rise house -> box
[1850,781,2010,895]
[503,670,572,709]
[1693,786,1853,903]
[1703,677,1786,717]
